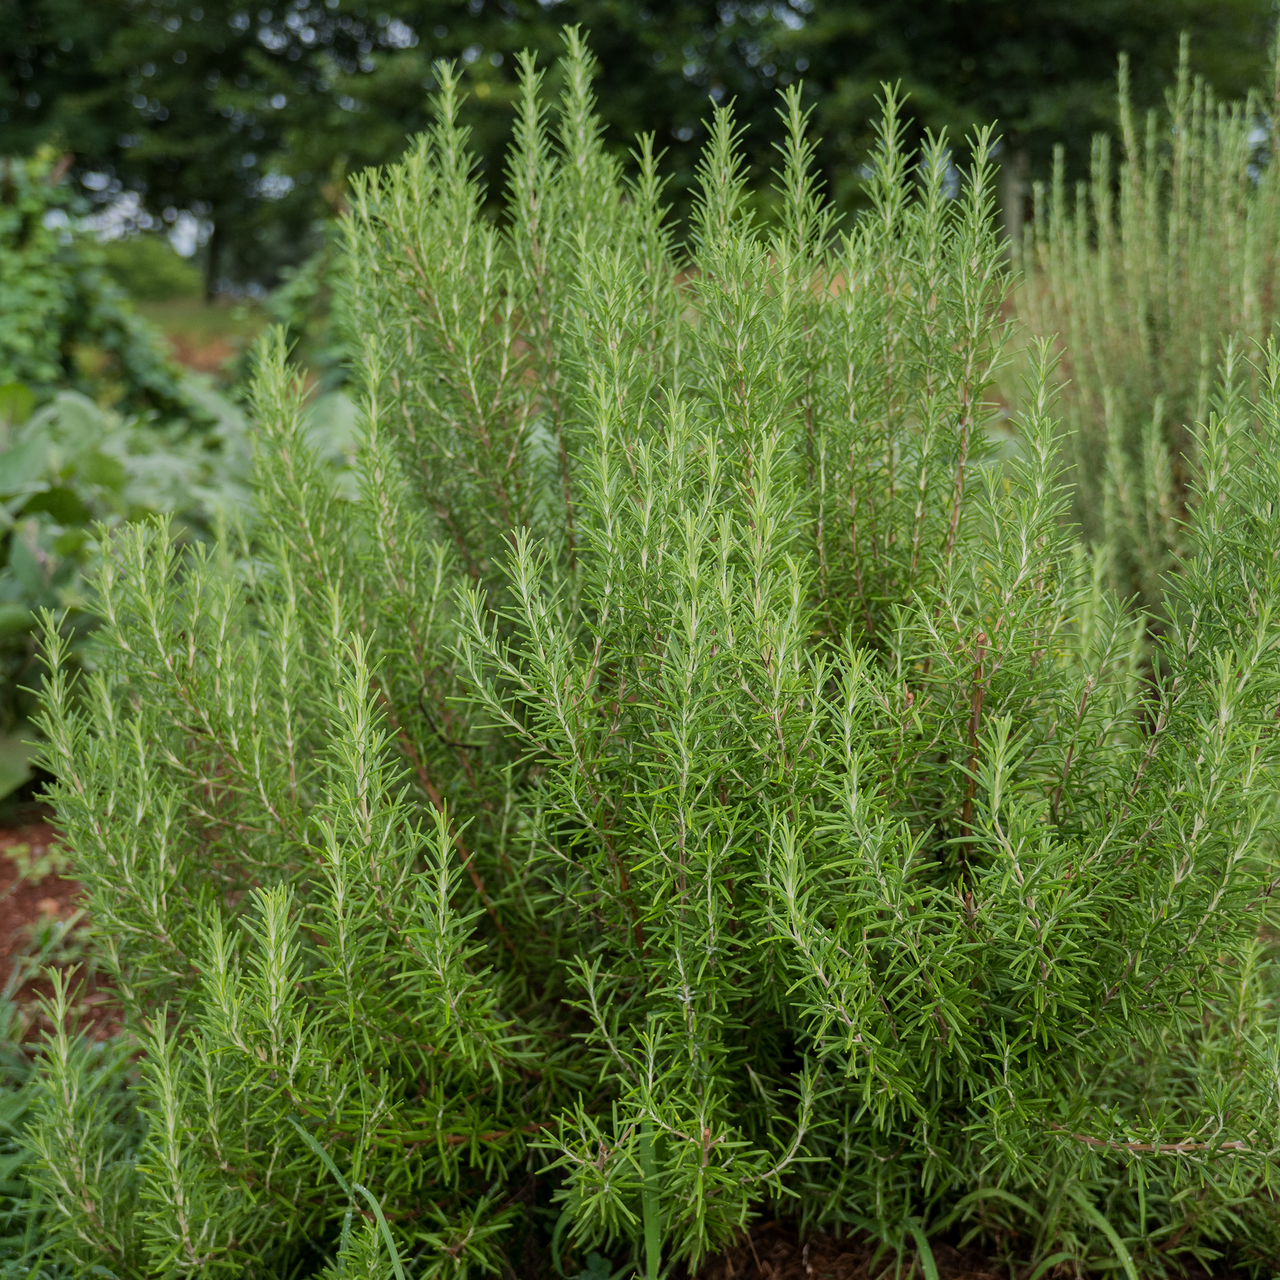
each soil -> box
[0,817,119,1041]
[694,1221,1243,1280]
[162,332,242,375]
[0,821,76,980]
[696,1224,1000,1280]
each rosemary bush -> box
[28,38,1280,1278]
[1016,38,1280,614]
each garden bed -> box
[0,819,1253,1278]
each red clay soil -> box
[0,822,77,984]
[0,820,119,1041]
[162,333,241,374]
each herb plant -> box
[1016,37,1280,615]
[27,38,1280,1279]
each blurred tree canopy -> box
[794,0,1275,218]
[2,0,1272,292]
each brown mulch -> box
[696,1225,1000,1280]
[694,1222,1245,1280]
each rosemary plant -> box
[26,35,1280,1279]
[1017,36,1280,615]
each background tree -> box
[787,0,1273,233]
[3,0,769,290]
[0,0,123,160]
[2,0,1273,291]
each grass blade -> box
[904,1220,939,1280]
[353,1181,408,1280]
[1027,1251,1075,1280]
[289,1117,403,1279]
[1066,1187,1138,1280]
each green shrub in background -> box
[263,229,351,395]
[1,148,242,774]
[1016,38,1280,616]
[0,150,192,417]
[0,155,359,795]
[25,37,1280,1280]
[101,236,203,304]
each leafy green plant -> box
[0,147,267,773]
[0,979,140,1280]
[0,912,128,1280]
[26,37,1280,1280]
[0,372,358,794]
[0,380,252,749]
[0,996,62,1278]
[1,836,69,889]
[1015,37,1280,614]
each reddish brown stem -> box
[374,688,515,956]
[1051,1126,1248,1154]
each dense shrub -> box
[1016,38,1280,615]
[27,39,1280,1279]
[0,150,190,416]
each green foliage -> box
[1017,37,1280,614]
[0,998,67,1277]
[793,1,1272,208]
[7,0,787,289]
[263,231,350,394]
[0,155,359,763]
[0,911,126,1278]
[27,39,1280,1279]
[0,369,358,776]
[0,378,251,757]
[102,236,203,303]
[11,0,1271,288]
[0,150,190,415]
[20,977,144,1279]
